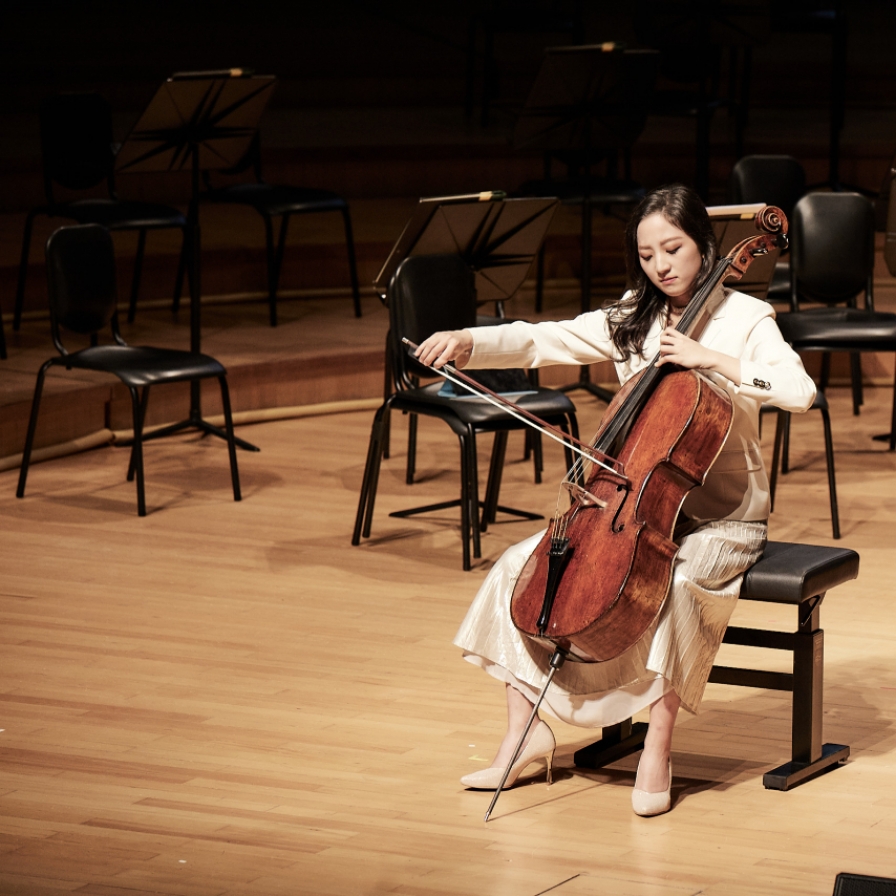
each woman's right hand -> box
[414,329,474,369]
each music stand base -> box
[119,413,260,453]
[390,499,543,522]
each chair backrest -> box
[206,130,264,185]
[45,224,120,353]
[387,254,477,386]
[39,93,115,201]
[790,192,875,309]
[729,154,806,221]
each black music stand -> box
[514,45,658,403]
[374,192,558,310]
[115,71,277,451]
[375,192,558,463]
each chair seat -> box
[776,307,896,350]
[739,541,860,604]
[52,344,225,387]
[49,198,187,230]
[391,381,576,430]
[204,183,348,217]
[517,176,644,206]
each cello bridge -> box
[563,480,608,509]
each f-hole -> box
[611,484,630,533]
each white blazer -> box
[465,287,817,522]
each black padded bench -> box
[573,541,860,790]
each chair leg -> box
[849,351,863,416]
[820,352,831,393]
[531,431,544,484]
[14,210,38,331]
[382,335,393,459]
[459,429,481,570]
[127,228,148,323]
[340,206,362,318]
[127,387,151,482]
[406,413,418,484]
[263,214,289,327]
[352,401,391,544]
[769,409,785,511]
[469,430,483,561]
[819,403,840,539]
[216,376,241,501]
[127,386,147,516]
[781,411,793,474]
[481,431,508,531]
[16,361,52,498]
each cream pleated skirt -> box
[454,518,767,727]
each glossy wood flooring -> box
[2,381,896,896]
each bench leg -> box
[573,719,648,769]
[763,598,849,790]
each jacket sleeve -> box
[726,312,816,413]
[465,310,619,370]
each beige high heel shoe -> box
[631,757,672,817]
[460,720,555,790]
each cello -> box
[509,204,787,663]
[408,205,788,818]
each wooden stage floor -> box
[1,368,896,894]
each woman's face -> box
[636,212,703,304]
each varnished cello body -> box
[509,205,789,664]
[511,366,732,661]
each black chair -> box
[833,873,896,896]
[200,133,361,326]
[352,254,579,570]
[729,154,807,301]
[16,224,241,517]
[14,92,188,329]
[775,192,896,447]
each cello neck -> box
[594,255,734,456]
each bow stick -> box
[402,338,622,477]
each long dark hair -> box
[606,184,717,359]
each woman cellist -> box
[414,184,817,817]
